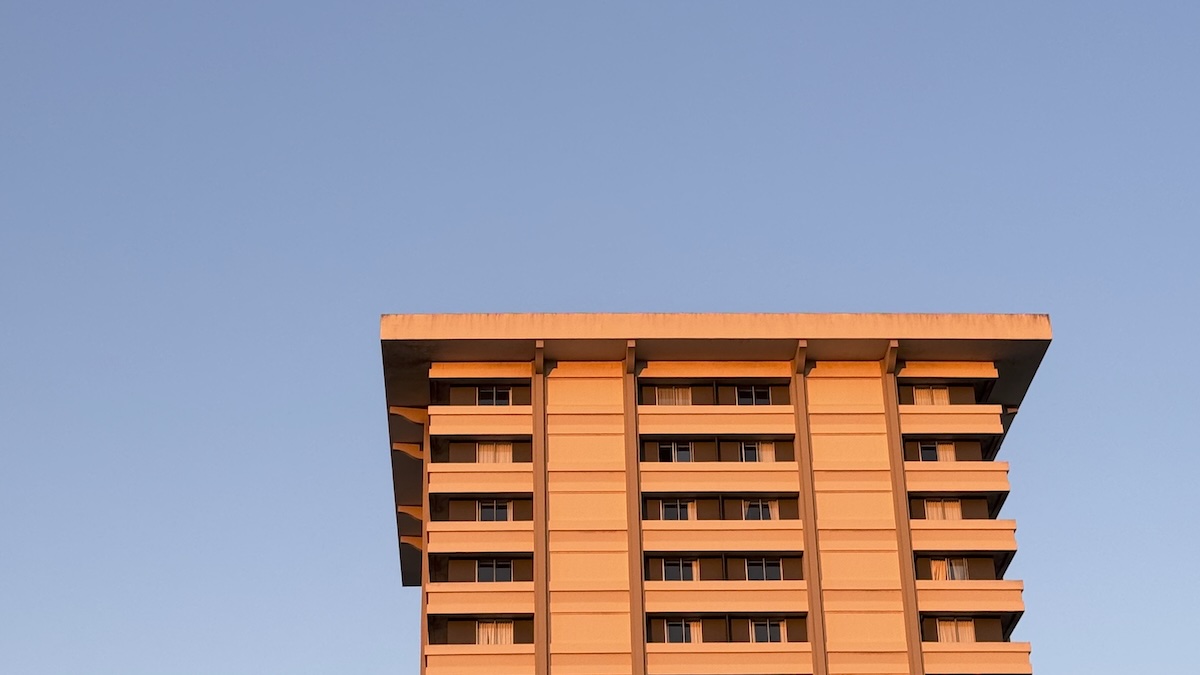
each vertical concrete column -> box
[623,341,648,675]
[790,341,830,675]
[532,343,549,675]
[882,341,926,675]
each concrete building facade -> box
[380,313,1050,675]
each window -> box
[913,385,950,405]
[929,557,969,581]
[919,441,955,462]
[477,386,512,406]
[479,500,511,522]
[658,441,692,463]
[924,498,961,520]
[663,559,696,581]
[477,559,513,582]
[477,620,514,645]
[661,499,693,521]
[737,385,771,405]
[744,499,773,520]
[752,619,782,643]
[656,386,692,405]
[665,620,695,643]
[740,441,776,462]
[936,618,975,643]
[746,558,783,581]
[477,441,513,463]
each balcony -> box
[644,580,808,614]
[916,580,1024,614]
[427,405,534,437]
[425,644,535,675]
[910,519,1017,554]
[426,581,535,616]
[639,462,800,494]
[638,405,795,436]
[642,520,804,553]
[646,641,814,675]
[427,463,534,495]
[904,461,1010,494]
[921,641,1032,674]
[898,404,1004,436]
[426,520,534,554]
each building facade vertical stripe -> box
[623,341,648,675]
[532,342,549,675]
[882,341,926,675]
[790,342,829,675]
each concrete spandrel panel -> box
[548,491,627,529]
[806,376,886,406]
[815,492,898,527]
[809,433,892,470]
[549,551,630,586]
[548,376,624,405]
[550,612,633,652]
[819,551,904,585]
[545,469,626,492]
[822,611,909,651]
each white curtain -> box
[760,441,775,462]
[477,441,513,464]
[477,620,514,645]
[926,498,962,520]
[658,386,691,405]
[936,442,956,461]
[930,558,949,581]
[950,558,969,580]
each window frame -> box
[665,619,692,643]
[743,498,773,521]
[751,619,783,643]
[746,558,783,581]
[477,385,512,406]
[661,499,693,521]
[478,499,511,522]
[736,385,771,406]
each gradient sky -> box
[2,2,1197,673]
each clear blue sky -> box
[2,2,1197,673]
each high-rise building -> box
[380,313,1050,675]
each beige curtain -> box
[915,386,950,405]
[930,558,949,581]
[477,441,513,464]
[937,618,974,642]
[688,619,702,643]
[658,386,691,405]
[760,441,775,462]
[936,442,956,461]
[477,620,514,645]
[926,498,961,520]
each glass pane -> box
[747,560,765,581]
[477,561,493,582]
[766,560,782,580]
[920,443,938,461]
[676,444,691,462]
[665,560,683,581]
[769,622,781,642]
[741,443,758,462]
[494,387,511,405]
[659,443,674,462]
[494,561,512,582]
[737,386,754,405]
[753,621,769,642]
[478,388,494,405]
[667,621,688,643]
[480,502,495,521]
[756,387,771,405]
